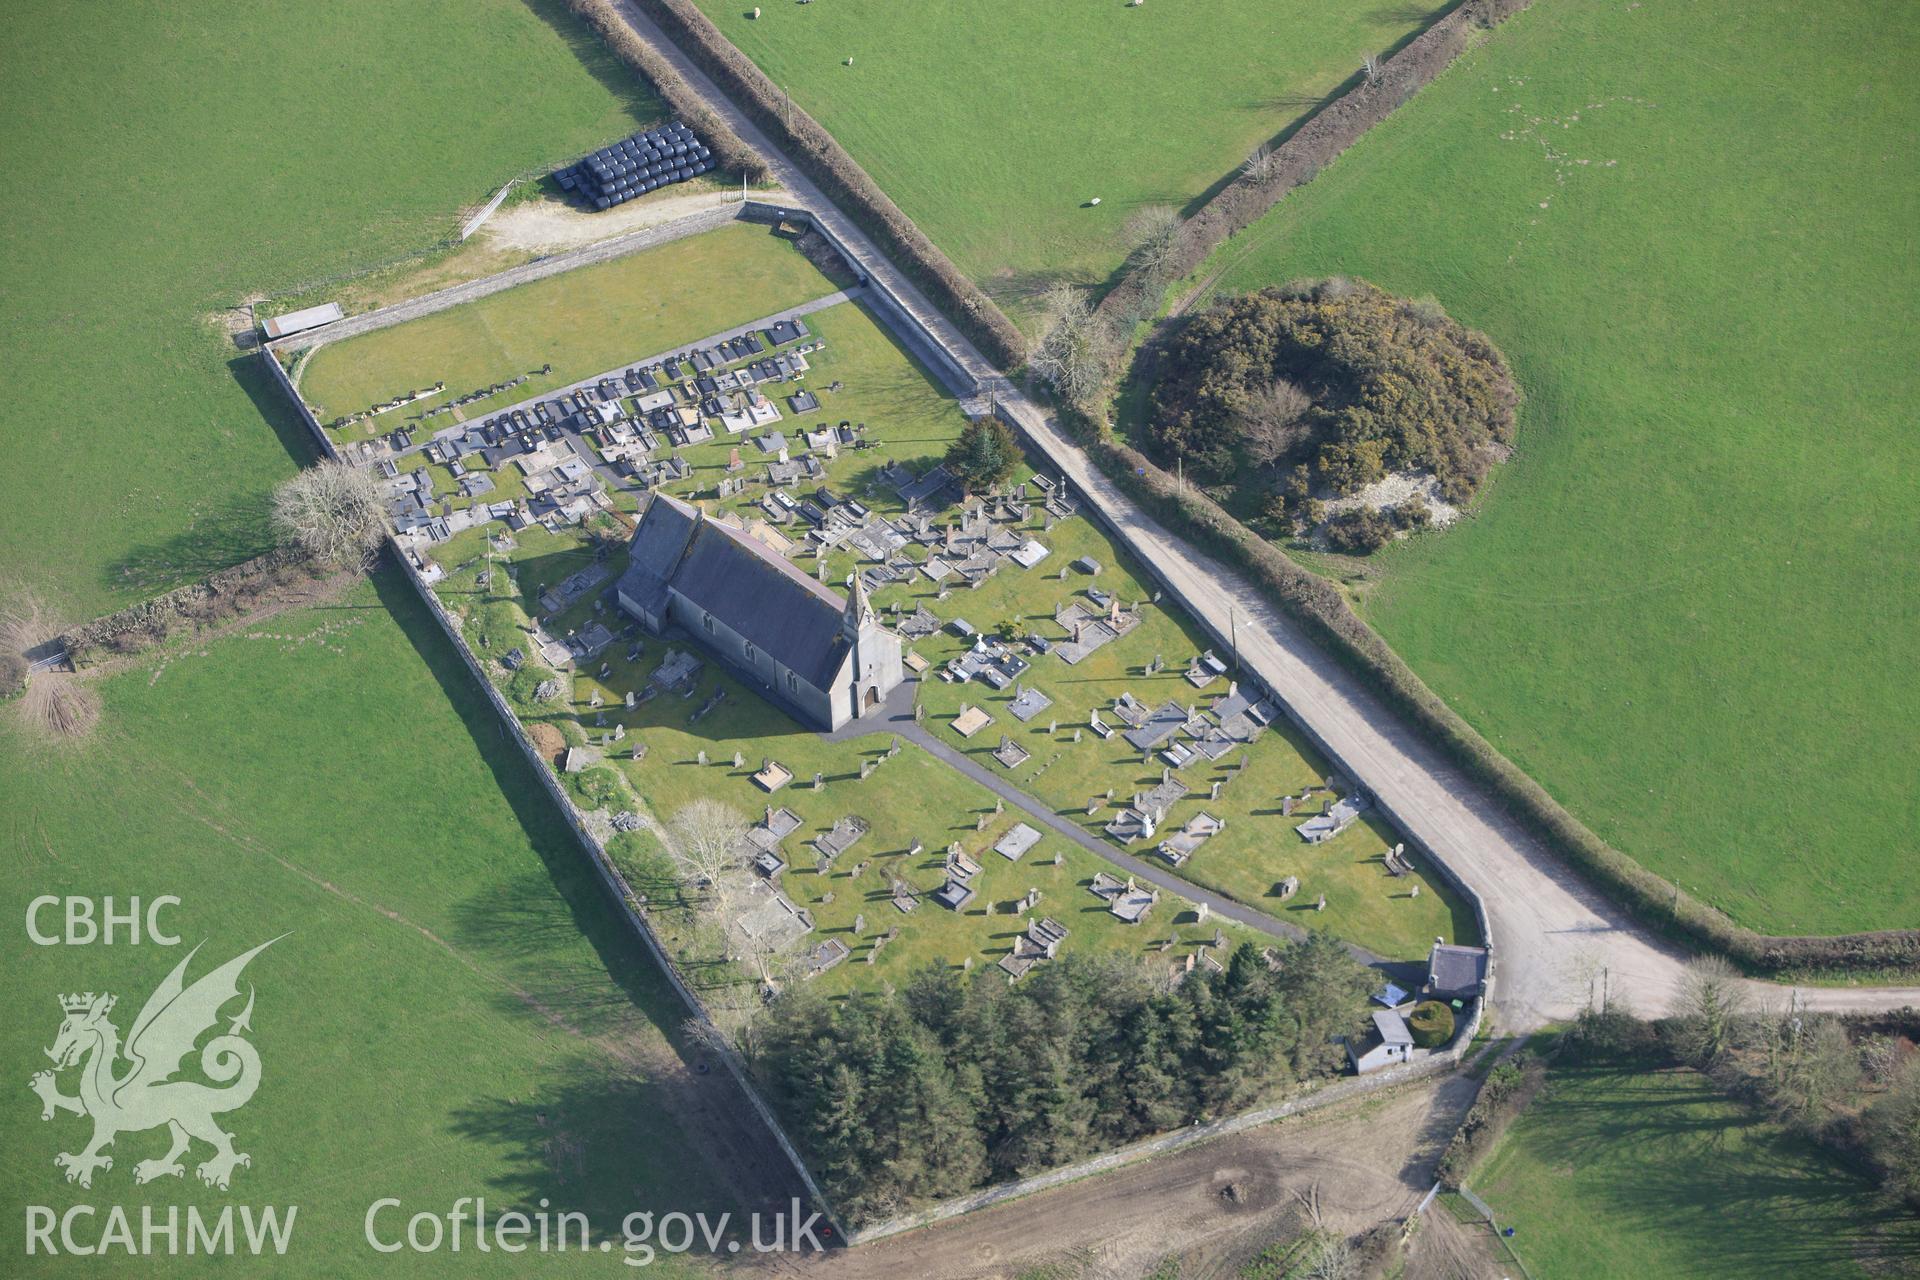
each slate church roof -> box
[618,492,853,689]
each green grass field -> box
[1472,1061,1920,1279]
[0,576,719,1276]
[0,0,659,619]
[0,4,773,1272]
[691,0,1448,321]
[298,223,849,437]
[1186,0,1919,934]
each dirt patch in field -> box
[527,721,567,766]
[15,675,101,745]
[483,183,777,254]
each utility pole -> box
[1229,604,1239,674]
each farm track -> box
[602,0,1920,1029]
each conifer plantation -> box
[761,938,1373,1221]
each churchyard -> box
[297,220,848,446]
[1179,0,1917,936]
[894,508,1479,961]
[361,216,1476,975]
[432,511,1270,1000]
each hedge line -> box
[1435,1055,1545,1185]
[1087,438,1920,974]
[563,0,769,184]
[627,0,1029,370]
[1094,0,1531,336]
[62,547,319,668]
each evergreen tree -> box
[944,416,1021,493]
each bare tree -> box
[1243,142,1279,184]
[666,798,751,915]
[1124,204,1183,281]
[1672,956,1750,1066]
[1766,1014,1859,1122]
[1030,284,1117,408]
[1237,378,1313,469]
[271,461,385,569]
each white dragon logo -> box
[29,938,280,1191]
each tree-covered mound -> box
[1146,279,1517,528]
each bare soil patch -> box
[1320,471,1462,532]
[17,675,101,745]
[528,721,568,766]
[484,183,771,254]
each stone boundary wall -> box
[738,201,979,400]
[60,547,315,668]
[1094,0,1531,336]
[255,341,841,1234]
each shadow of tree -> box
[105,496,275,594]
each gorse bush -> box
[1147,281,1517,515]
[1408,999,1455,1049]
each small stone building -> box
[615,493,904,730]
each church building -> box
[614,493,905,731]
